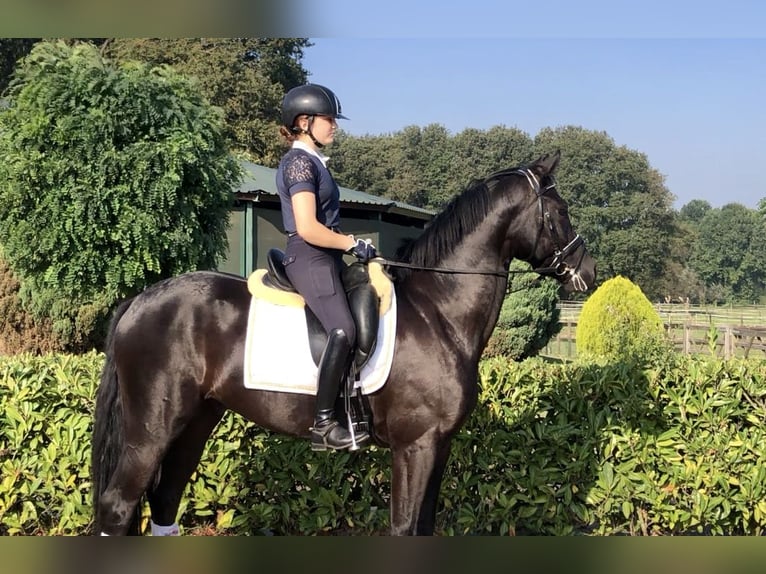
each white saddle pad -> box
[243,281,397,395]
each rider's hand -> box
[346,237,377,262]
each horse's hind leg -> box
[97,378,206,535]
[97,440,167,535]
[147,401,225,533]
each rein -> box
[372,257,544,296]
[371,257,541,297]
[373,257,511,278]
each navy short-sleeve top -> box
[276,148,341,235]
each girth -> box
[264,248,380,372]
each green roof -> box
[236,160,433,221]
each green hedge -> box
[451,355,766,534]
[0,353,96,534]
[2,352,766,535]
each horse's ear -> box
[531,150,561,178]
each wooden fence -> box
[542,303,766,360]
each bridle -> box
[510,168,585,278]
[376,168,586,284]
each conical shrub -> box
[576,276,668,363]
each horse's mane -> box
[391,168,520,280]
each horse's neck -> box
[433,204,521,354]
[404,258,509,360]
[450,273,508,353]
[402,196,522,358]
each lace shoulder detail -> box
[283,152,318,189]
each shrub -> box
[575,275,668,363]
[0,352,99,534]
[4,352,766,535]
[484,260,562,360]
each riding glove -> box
[346,237,377,262]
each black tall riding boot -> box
[311,328,369,451]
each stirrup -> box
[310,420,369,452]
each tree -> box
[101,38,311,165]
[655,222,707,303]
[0,41,239,350]
[329,131,405,200]
[688,203,766,304]
[532,126,679,301]
[448,125,534,202]
[331,124,533,209]
[331,125,444,208]
[679,199,712,224]
[392,124,454,209]
[667,199,713,303]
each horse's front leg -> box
[389,431,452,535]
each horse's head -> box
[509,151,596,293]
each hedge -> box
[1,352,766,535]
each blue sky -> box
[298,1,766,210]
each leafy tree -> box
[667,200,712,303]
[450,125,534,185]
[655,223,707,304]
[532,126,678,301]
[329,131,407,200]
[483,260,562,360]
[101,38,311,165]
[332,126,453,208]
[688,203,766,303]
[391,124,454,209]
[679,199,712,224]
[331,124,533,209]
[0,41,239,350]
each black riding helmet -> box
[281,84,349,130]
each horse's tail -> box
[91,298,141,535]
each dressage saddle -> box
[263,248,380,373]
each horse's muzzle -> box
[563,254,596,293]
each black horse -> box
[91,151,596,535]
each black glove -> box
[346,238,377,262]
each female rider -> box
[276,84,377,451]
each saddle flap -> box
[343,263,380,368]
[249,253,392,371]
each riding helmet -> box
[281,84,349,129]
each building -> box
[217,161,434,277]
